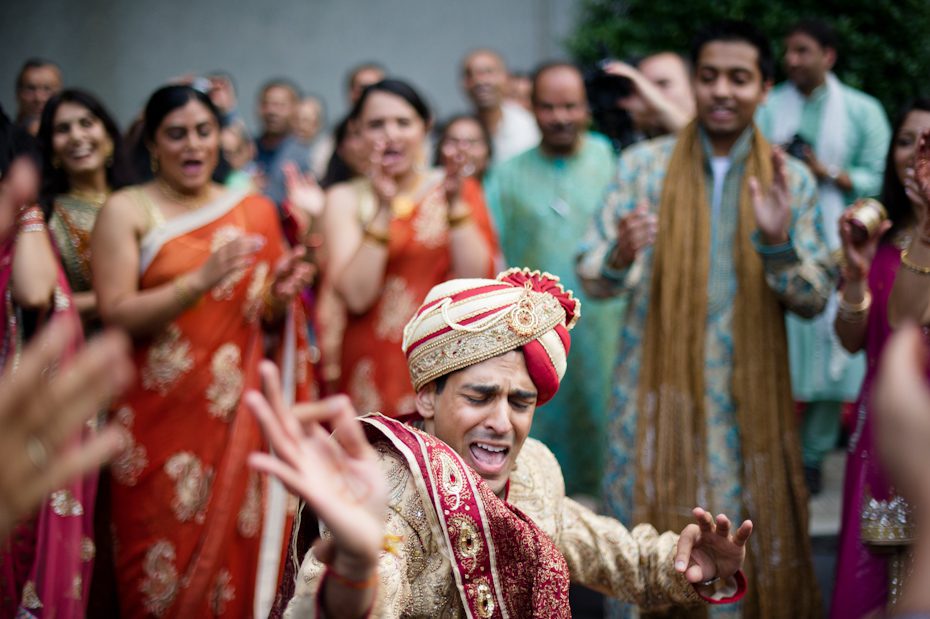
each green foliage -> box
[567,0,930,117]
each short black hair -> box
[786,19,839,53]
[530,60,583,105]
[690,19,774,83]
[259,78,301,101]
[16,58,60,92]
[346,62,386,93]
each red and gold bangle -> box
[17,205,45,232]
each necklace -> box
[67,189,108,207]
[156,178,211,209]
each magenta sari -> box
[831,242,913,618]
[0,223,97,618]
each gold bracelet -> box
[363,227,390,247]
[447,211,472,229]
[173,276,199,308]
[837,290,872,322]
[901,248,930,275]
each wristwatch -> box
[825,164,842,182]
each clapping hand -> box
[268,245,315,308]
[613,200,657,267]
[750,148,792,246]
[441,141,473,206]
[674,507,753,585]
[283,163,324,237]
[368,141,399,209]
[906,129,930,241]
[247,362,387,578]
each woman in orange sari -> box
[92,85,313,618]
[324,80,496,417]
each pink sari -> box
[831,242,918,617]
[0,222,97,618]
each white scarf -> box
[772,73,858,384]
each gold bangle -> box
[173,276,199,308]
[447,211,472,229]
[837,290,871,322]
[363,227,390,247]
[901,248,930,275]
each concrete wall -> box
[1,0,579,134]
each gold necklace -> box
[67,189,108,207]
[390,172,426,219]
[156,178,211,209]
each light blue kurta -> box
[485,133,624,497]
[757,80,890,401]
[577,128,837,616]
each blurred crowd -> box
[2,15,930,619]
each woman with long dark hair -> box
[91,84,314,617]
[0,104,98,618]
[323,79,497,416]
[831,98,930,617]
[37,89,133,329]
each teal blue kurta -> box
[757,80,890,402]
[485,133,624,497]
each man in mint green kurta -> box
[756,20,890,490]
[484,62,624,496]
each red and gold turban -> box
[402,268,580,405]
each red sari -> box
[338,176,498,417]
[109,190,311,618]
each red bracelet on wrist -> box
[323,565,379,590]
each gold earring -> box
[52,156,62,169]
[150,155,159,174]
[104,143,114,167]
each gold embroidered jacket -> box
[285,434,704,617]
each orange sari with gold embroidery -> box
[109,190,311,618]
[338,176,498,417]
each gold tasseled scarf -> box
[634,121,820,618]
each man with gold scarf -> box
[249,268,754,617]
[578,20,832,619]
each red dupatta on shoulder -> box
[361,414,570,618]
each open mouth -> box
[181,159,205,176]
[708,105,736,122]
[468,442,510,475]
[381,148,404,167]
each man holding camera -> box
[756,19,890,494]
[578,20,830,617]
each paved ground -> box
[569,449,847,618]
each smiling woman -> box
[37,89,134,331]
